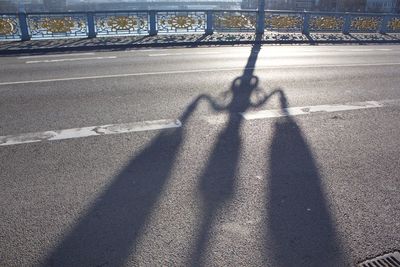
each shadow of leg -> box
[44,98,200,266]
[266,91,345,267]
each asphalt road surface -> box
[0,44,399,266]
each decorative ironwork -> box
[2,10,400,40]
[214,12,256,31]
[157,12,205,33]
[350,16,381,32]
[28,14,88,39]
[95,12,148,35]
[387,17,400,32]
[309,15,344,31]
[265,13,303,31]
[0,15,20,40]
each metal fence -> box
[1,9,400,41]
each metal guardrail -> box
[1,10,400,41]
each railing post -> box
[380,15,390,34]
[18,12,30,41]
[87,12,96,38]
[205,10,213,35]
[302,12,310,34]
[343,13,352,34]
[256,3,265,34]
[149,11,157,36]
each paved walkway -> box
[1,32,400,54]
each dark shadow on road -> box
[188,34,275,266]
[43,97,201,266]
[42,35,346,266]
[266,89,345,266]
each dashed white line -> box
[18,53,96,59]
[0,99,394,147]
[124,49,160,52]
[0,119,181,147]
[148,51,222,57]
[1,62,400,86]
[25,56,117,64]
[241,101,382,120]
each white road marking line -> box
[25,56,117,64]
[0,119,181,147]
[334,48,393,52]
[125,49,159,52]
[1,62,400,86]
[0,99,394,147]
[148,53,173,56]
[148,51,222,57]
[18,53,95,59]
[336,49,376,52]
[241,101,382,120]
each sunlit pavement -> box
[0,45,399,266]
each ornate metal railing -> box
[349,15,383,32]
[214,11,257,32]
[157,11,206,33]
[265,11,304,32]
[95,11,148,36]
[0,14,21,40]
[386,16,400,33]
[27,13,88,38]
[308,14,345,32]
[1,10,400,41]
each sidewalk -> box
[1,32,400,54]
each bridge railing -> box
[1,9,400,41]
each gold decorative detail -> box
[106,16,138,30]
[157,13,205,32]
[265,15,302,29]
[351,17,380,31]
[41,17,75,33]
[388,18,400,31]
[0,18,17,35]
[217,15,255,29]
[310,16,344,30]
[167,16,195,28]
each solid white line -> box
[18,53,95,59]
[25,56,117,64]
[241,101,382,120]
[0,119,181,147]
[1,62,400,86]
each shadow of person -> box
[43,97,202,266]
[266,90,346,267]
[188,35,276,266]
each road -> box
[0,44,399,266]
